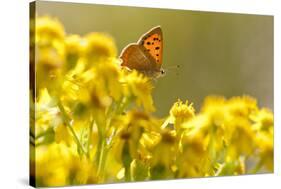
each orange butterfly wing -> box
[120,26,163,77]
[138,26,163,70]
[119,44,157,71]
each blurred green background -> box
[37,1,273,117]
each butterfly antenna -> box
[165,65,180,70]
[164,64,181,75]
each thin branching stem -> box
[57,100,87,156]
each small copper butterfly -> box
[119,26,165,78]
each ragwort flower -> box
[125,70,155,112]
[35,16,66,94]
[163,99,195,132]
[35,16,65,44]
[84,32,117,65]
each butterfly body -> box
[120,26,164,78]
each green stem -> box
[125,165,131,182]
[87,119,94,158]
[95,121,103,164]
[209,125,217,164]
[57,100,86,156]
[95,108,115,181]
[94,115,106,181]
[123,141,132,182]
[95,97,132,181]
[97,139,108,182]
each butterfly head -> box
[159,68,166,77]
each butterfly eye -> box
[160,69,165,75]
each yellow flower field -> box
[30,16,273,187]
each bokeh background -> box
[36,1,273,117]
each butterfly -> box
[119,26,165,78]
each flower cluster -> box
[30,17,273,187]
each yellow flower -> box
[37,47,64,69]
[35,16,65,44]
[251,108,273,131]
[180,114,210,151]
[178,127,211,177]
[61,65,110,123]
[125,111,160,157]
[35,143,97,186]
[181,114,222,164]
[227,95,258,117]
[68,156,98,184]
[88,77,112,110]
[170,99,195,120]
[65,34,85,70]
[200,96,257,158]
[125,70,155,112]
[255,131,273,171]
[35,16,66,93]
[65,34,84,55]
[226,117,256,159]
[140,131,162,152]
[94,59,123,101]
[111,110,161,166]
[62,58,123,118]
[36,50,64,94]
[35,16,65,69]
[165,99,195,131]
[148,129,178,179]
[60,59,91,108]
[201,96,226,110]
[251,108,273,171]
[201,96,229,127]
[35,143,71,187]
[84,32,117,64]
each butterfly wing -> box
[137,26,163,70]
[120,44,158,72]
